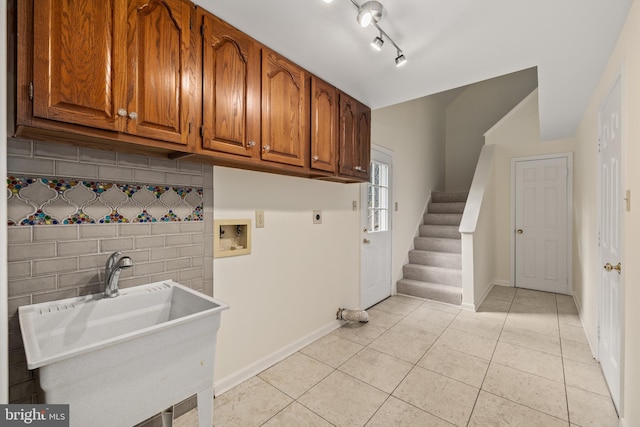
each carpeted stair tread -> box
[428,201,466,214]
[409,250,462,269]
[431,191,469,203]
[397,279,462,306]
[423,213,463,226]
[419,224,461,239]
[414,237,461,253]
[402,264,462,287]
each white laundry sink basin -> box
[19,280,229,427]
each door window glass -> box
[367,161,389,232]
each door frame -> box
[510,153,573,293]
[360,144,393,309]
[596,73,625,412]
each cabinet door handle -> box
[363,238,371,244]
[128,111,138,120]
[312,155,319,162]
[117,108,128,117]
[263,145,271,152]
[247,141,256,148]
[355,166,367,173]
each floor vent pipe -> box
[336,308,369,323]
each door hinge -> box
[189,17,193,30]
[201,23,205,37]
[28,82,34,101]
[188,122,192,134]
[199,126,204,138]
[597,325,600,341]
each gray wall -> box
[445,67,539,191]
[6,138,213,406]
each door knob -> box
[604,262,622,274]
[516,229,524,234]
[363,238,371,244]
[128,111,138,120]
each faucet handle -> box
[106,251,123,271]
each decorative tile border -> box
[7,177,204,226]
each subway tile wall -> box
[6,138,214,407]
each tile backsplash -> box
[6,139,214,406]
[7,177,203,225]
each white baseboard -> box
[572,294,598,359]
[461,302,476,311]
[214,319,343,396]
[493,280,512,287]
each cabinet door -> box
[126,0,192,145]
[338,93,358,177]
[261,50,309,167]
[33,0,127,131]
[311,77,337,173]
[355,102,371,181]
[338,93,371,181]
[201,11,260,157]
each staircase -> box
[397,191,468,305]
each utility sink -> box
[19,280,229,427]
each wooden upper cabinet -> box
[32,0,127,132]
[30,0,192,146]
[338,92,370,181]
[261,50,309,167]
[356,102,372,180]
[126,0,192,145]
[310,77,337,173]
[200,10,260,157]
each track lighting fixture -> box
[357,1,383,27]
[325,0,406,67]
[371,32,384,51]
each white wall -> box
[212,168,360,390]
[445,68,539,192]
[371,94,448,285]
[1,0,9,404]
[572,1,640,424]
[484,90,576,285]
[460,145,497,310]
[213,92,450,391]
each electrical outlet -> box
[256,210,265,228]
[313,210,322,224]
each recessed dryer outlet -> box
[313,210,322,224]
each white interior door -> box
[598,77,622,411]
[514,156,570,294]
[360,147,392,309]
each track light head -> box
[371,35,384,51]
[395,51,407,67]
[357,1,383,27]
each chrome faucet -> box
[104,251,133,298]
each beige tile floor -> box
[174,286,619,426]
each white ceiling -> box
[194,0,632,141]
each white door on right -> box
[598,76,622,412]
[514,156,569,294]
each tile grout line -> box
[464,288,515,426]
[557,293,572,425]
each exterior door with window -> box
[360,147,392,309]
